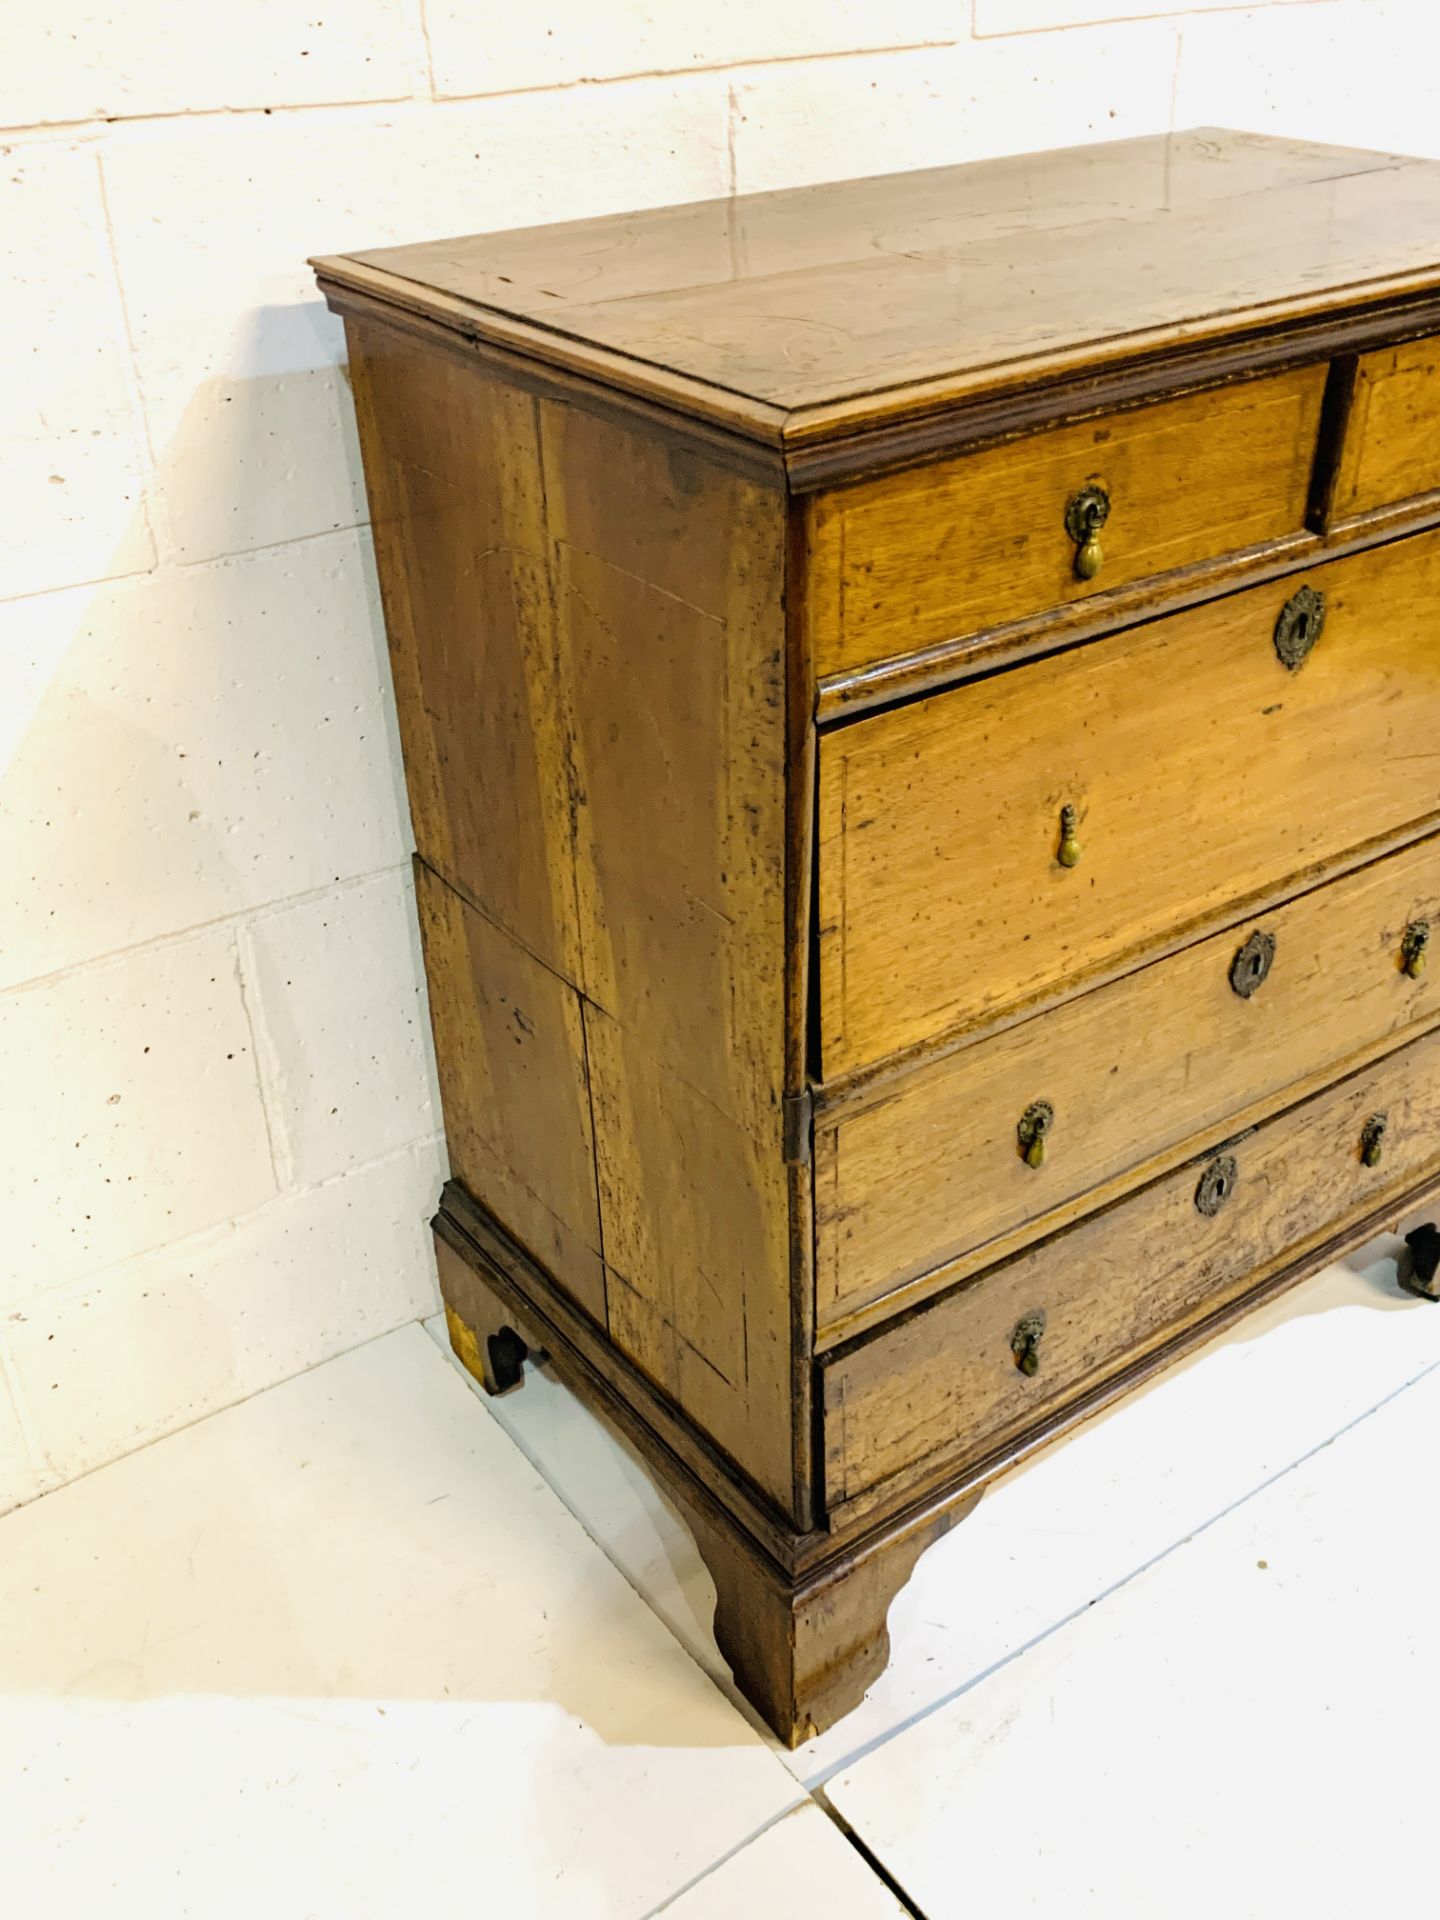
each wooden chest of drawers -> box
[314,128,1440,1747]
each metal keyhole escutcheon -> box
[1195,1153,1239,1218]
[1273,585,1326,671]
[1229,930,1276,1000]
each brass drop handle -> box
[1011,1309,1047,1377]
[1065,482,1110,581]
[1402,920,1430,980]
[1017,1099,1054,1170]
[1360,1112,1389,1169]
[1057,803,1082,869]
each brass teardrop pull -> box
[1057,804,1082,869]
[1017,1100,1054,1170]
[1360,1113,1389,1169]
[1195,1152,1239,1218]
[1402,920,1430,980]
[1011,1309,1047,1377]
[1273,584,1326,671]
[1064,482,1110,581]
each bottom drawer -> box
[822,1022,1440,1522]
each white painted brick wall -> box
[0,0,1419,1511]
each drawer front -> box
[804,366,1326,683]
[819,832,1440,1329]
[822,1022,1440,1518]
[818,527,1440,1078]
[1332,336,1440,521]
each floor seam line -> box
[635,1799,811,1918]
[809,1783,931,1917]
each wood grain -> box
[823,1020,1440,1518]
[325,150,1440,1747]
[433,1192,988,1746]
[685,1478,982,1748]
[535,399,803,1518]
[318,131,1440,438]
[1332,334,1440,519]
[415,859,605,1324]
[804,367,1326,678]
[346,322,583,986]
[818,527,1440,1078]
[818,830,1440,1328]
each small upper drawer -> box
[1331,336,1440,521]
[818,830,1440,1333]
[802,366,1327,684]
[817,527,1440,1079]
[821,1020,1440,1523]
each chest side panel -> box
[347,324,583,986]
[539,400,802,1515]
[347,319,804,1519]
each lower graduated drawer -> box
[821,1020,1440,1524]
[818,831,1440,1331]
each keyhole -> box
[1294,611,1309,643]
[1195,1152,1239,1216]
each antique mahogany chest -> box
[314,129,1440,1746]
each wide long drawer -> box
[821,1022,1440,1523]
[817,527,1440,1078]
[818,832,1440,1332]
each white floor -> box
[4,1231,1440,1916]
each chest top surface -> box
[314,129,1440,447]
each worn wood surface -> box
[819,526,1440,1079]
[415,860,606,1324]
[435,1237,541,1396]
[434,1158,1440,1741]
[819,831,1440,1330]
[823,1022,1440,1519]
[805,368,1325,679]
[685,1481,982,1748]
[317,131,1440,446]
[436,1185,812,1560]
[349,315,803,1517]
[815,489,1440,720]
[434,1198,988,1744]
[1332,335,1440,520]
[327,151,1440,1747]
[347,323,584,985]
[536,400,803,1518]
